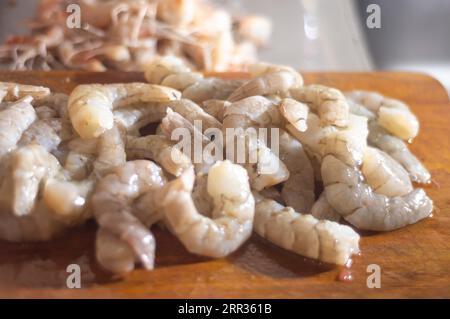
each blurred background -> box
[1,0,449,91]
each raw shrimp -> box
[347,98,430,184]
[18,118,63,152]
[311,193,341,222]
[0,97,37,160]
[159,161,255,257]
[0,82,50,103]
[44,125,127,218]
[68,83,181,138]
[145,56,244,103]
[127,135,192,176]
[228,63,303,102]
[0,200,76,242]
[279,98,309,132]
[202,99,230,122]
[346,90,419,140]
[279,130,315,213]
[92,124,127,176]
[290,84,349,127]
[287,113,368,166]
[362,147,413,197]
[367,121,430,184]
[321,155,433,231]
[222,97,290,190]
[253,195,359,265]
[92,160,167,273]
[165,99,223,131]
[113,104,167,134]
[0,144,60,217]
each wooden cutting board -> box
[0,71,449,298]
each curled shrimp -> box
[368,121,430,184]
[0,82,50,103]
[290,84,349,127]
[160,161,255,258]
[222,96,290,190]
[0,97,37,160]
[92,160,167,273]
[253,195,360,265]
[362,146,413,197]
[227,62,303,102]
[287,113,368,166]
[321,155,433,231]
[346,90,419,140]
[145,56,243,103]
[68,83,181,138]
[347,97,430,184]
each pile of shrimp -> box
[0,59,433,275]
[0,0,271,72]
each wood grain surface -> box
[0,71,449,298]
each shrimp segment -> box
[0,82,50,103]
[127,135,192,176]
[92,161,167,273]
[362,147,413,197]
[160,161,255,258]
[290,84,349,127]
[68,83,181,139]
[368,121,430,184]
[0,97,37,160]
[228,63,303,102]
[145,56,243,103]
[279,131,315,213]
[346,90,419,140]
[254,196,360,265]
[0,144,60,217]
[322,155,433,231]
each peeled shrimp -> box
[228,62,303,102]
[362,147,413,197]
[0,97,37,160]
[287,113,368,166]
[290,84,349,127]
[368,121,430,184]
[0,144,60,217]
[160,161,255,257]
[223,96,289,190]
[127,135,192,176]
[202,99,230,122]
[68,83,181,138]
[113,104,167,134]
[346,90,419,140]
[0,82,50,103]
[17,117,72,152]
[92,160,167,273]
[253,195,359,265]
[321,155,433,231]
[145,56,243,103]
[279,130,315,212]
